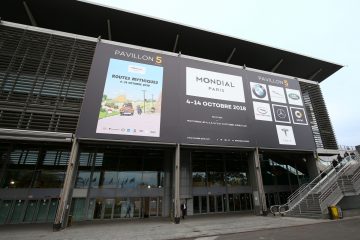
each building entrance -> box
[192,194,253,214]
[190,150,254,215]
[88,197,162,220]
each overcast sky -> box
[88,0,360,147]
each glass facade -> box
[0,143,69,224]
[1,146,69,189]
[192,152,249,187]
[260,152,310,206]
[70,146,166,221]
[191,151,252,214]
[75,147,164,190]
[260,153,309,187]
[0,142,313,223]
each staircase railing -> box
[270,155,360,216]
[337,162,360,193]
[349,163,360,193]
[269,164,333,215]
[319,156,360,213]
[319,180,343,211]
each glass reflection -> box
[75,171,91,188]
[192,172,206,187]
[225,172,248,186]
[118,171,142,188]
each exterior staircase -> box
[270,153,360,219]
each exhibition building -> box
[2,0,357,229]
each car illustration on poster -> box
[96,58,164,137]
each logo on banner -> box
[114,50,162,64]
[253,101,272,122]
[286,89,303,106]
[290,107,308,125]
[186,67,245,102]
[272,104,291,123]
[276,125,296,145]
[268,85,287,104]
[250,82,269,101]
[257,76,289,87]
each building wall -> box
[0,23,337,151]
[0,24,95,133]
[0,22,338,224]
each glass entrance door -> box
[47,199,58,222]
[103,199,114,219]
[87,197,160,220]
[10,200,25,224]
[0,200,12,224]
[216,195,223,212]
[23,200,38,222]
[193,193,253,214]
[143,197,149,218]
[93,199,103,219]
[36,199,50,222]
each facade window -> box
[0,146,69,189]
[207,172,224,187]
[192,152,249,187]
[75,171,91,188]
[2,170,34,188]
[260,154,309,187]
[77,148,165,189]
[33,170,65,188]
[192,172,206,187]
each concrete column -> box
[163,150,173,217]
[180,149,191,199]
[307,152,320,179]
[248,148,267,215]
[174,144,181,223]
[53,137,79,230]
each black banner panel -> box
[77,42,316,150]
[76,42,180,143]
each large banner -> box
[178,59,253,147]
[96,58,164,137]
[77,42,316,150]
[76,43,180,143]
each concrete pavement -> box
[204,216,360,240]
[0,213,342,240]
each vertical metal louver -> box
[0,25,96,133]
[300,82,338,149]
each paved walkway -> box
[0,213,334,240]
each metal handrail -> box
[284,162,349,214]
[270,155,359,216]
[269,164,333,215]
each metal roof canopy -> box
[1,0,342,83]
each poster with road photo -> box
[96,58,163,137]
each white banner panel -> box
[186,67,245,102]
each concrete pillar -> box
[248,148,267,215]
[174,144,181,223]
[180,149,191,199]
[53,137,79,230]
[307,152,320,180]
[163,149,173,217]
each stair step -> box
[290,210,321,213]
[287,213,323,219]
[283,162,360,219]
